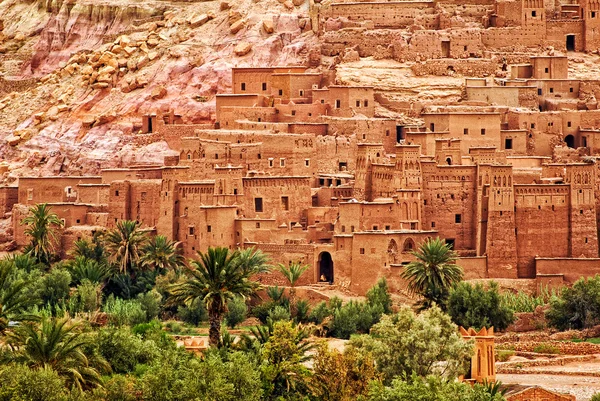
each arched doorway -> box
[565,134,575,148]
[318,252,334,283]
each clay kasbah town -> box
[8,0,600,399]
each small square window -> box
[545,67,549,73]
[291,110,296,116]
[532,10,537,17]
[463,128,469,135]
[538,88,542,95]
[360,248,365,254]
[385,225,391,230]
[593,11,596,17]
[281,196,289,211]
[481,128,486,135]
[115,190,119,196]
[256,222,261,228]
[269,159,274,167]
[262,82,267,91]
[531,123,535,129]
[76,219,81,224]
[356,100,360,107]
[280,158,286,167]
[279,89,283,96]
[299,90,304,96]
[305,159,310,167]
[364,100,369,107]
[241,83,246,91]
[550,87,554,93]
[207,225,212,233]
[505,138,513,149]
[321,99,325,104]
[570,87,574,93]
[455,214,462,223]
[432,221,436,228]
[568,121,572,127]
[189,227,195,235]
[336,99,341,108]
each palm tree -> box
[277,262,309,314]
[140,235,185,273]
[21,203,64,265]
[400,237,463,310]
[67,256,113,285]
[168,247,270,347]
[6,317,109,390]
[104,220,148,274]
[0,261,38,334]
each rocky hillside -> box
[0,0,319,181]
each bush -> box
[0,363,68,401]
[496,349,515,362]
[546,275,600,330]
[295,299,310,323]
[88,374,137,401]
[96,327,160,373]
[591,393,600,401]
[533,343,560,354]
[448,281,515,331]
[39,268,71,308]
[328,300,384,339]
[103,295,147,327]
[137,290,163,322]
[366,277,393,314]
[349,306,473,382]
[176,298,208,326]
[69,279,102,314]
[268,305,291,322]
[225,296,247,329]
[308,301,330,324]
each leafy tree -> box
[103,296,147,327]
[38,268,71,310]
[401,237,463,310]
[68,280,102,314]
[5,317,108,390]
[225,296,247,329]
[21,203,64,265]
[328,300,384,339]
[0,260,39,334]
[176,297,208,326]
[140,235,185,273]
[366,277,393,314]
[311,343,380,401]
[546,275,600,330]
[95,326,160,374]
[349,305,473,383]
[105,220,148,274]
[447,281,515,331]
[262,320,313,399]
[309,301,331,324]
[367,374,505,401]
[137,290,163,322]
[168,247,268,346]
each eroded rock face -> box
[0,0,315,179]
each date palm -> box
[277,262,309,315]
[0,260,38,334]
[105,220,148,274]
[21,203,64,265]
[6,317,108,390]
[140,235,185,273]
[168,247,269,347]
[401,237,463,310]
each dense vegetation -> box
[0,203,577,400]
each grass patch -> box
[533,343,560,354]
[496,349,515,362]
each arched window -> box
[403,238,415,252]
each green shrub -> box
[0,363,68,401]
[308,301,330,324]
[96,327,160,373]
[137,290,162,322]
[496,349,515,362]
[448,281,515,331]
[295,299,310,323]
[532,343,560,354]
[89,374,137,401]
[103,295,147,327]
[366,277,393,314]
[546,275,600,330]
[328,300,384,339]
[268,305,291,322]
[225,296,247,329]
[591,393,600,401]
[69,279,101,314]
[176,298,208,326]
[39,268,71,308]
